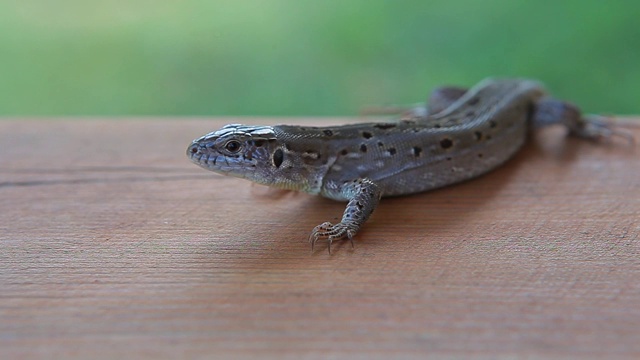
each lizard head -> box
[188,124,328,193]
[187,124,279,181]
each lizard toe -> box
[309,222,358,253]
[576,115,635,145]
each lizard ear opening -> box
[273,148,284,168]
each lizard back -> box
[274,79,545,199]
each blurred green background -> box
[1,0,638,116]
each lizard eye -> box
[224,140,242,153]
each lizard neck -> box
[268,126,338,195]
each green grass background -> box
[1,0,638,116]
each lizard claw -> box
[576,115,636,146]
[309,221,357,253]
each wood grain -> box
[1,118,639,359]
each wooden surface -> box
[1,118,639,359]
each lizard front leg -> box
[310,178,382,253]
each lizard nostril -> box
[190,146,198,154]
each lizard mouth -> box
[188,144,225,171]
[187,143,219,168]
[187,142,255,174]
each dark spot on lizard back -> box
[412,146,422,157]
[373,123,397,130]
[362,131,372,139]
[474,131,482,141]
[360,144,367,153]
[489,120,497,128]
[387,147,397,155]
[273,148,284,168]
[377,141,384,147]
[468,96,480,106]
[440,138,453,149]
[323,129,334,136]
[340,149,349,156]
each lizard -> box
[187,78,631,252]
